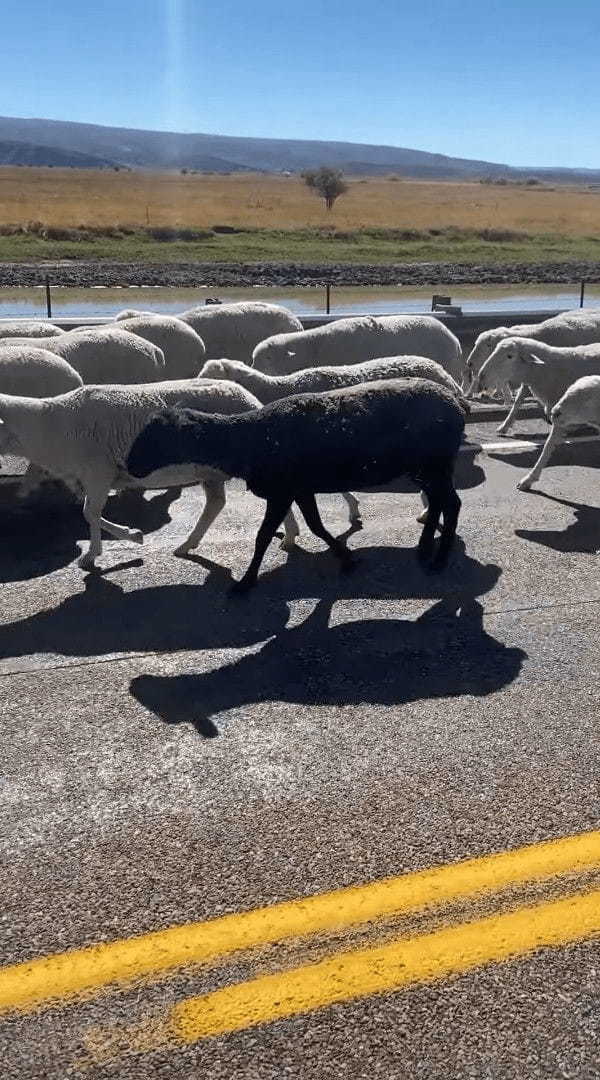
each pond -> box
[0,283,598,320]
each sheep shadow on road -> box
[0,542,503,667]
[130,595,525,737]
[514,491,600,554]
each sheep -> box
[0,320,63,339]
[517,375,600,491]
[199,353,466,405]
[126,378,466,592]
[472,337,600,436]
[252,315,463,383]
[0,345,83,396]
[199,353,468,529]
[9,326,166,384]
[466,310,600,388]
[114,309,156,320]
[109,315,206,379]
[0,380,268,571]
[178,301,303,363]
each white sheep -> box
[0,345,83,396]
[252,315,463,382]
[11,326,166,384]
[114,309,156,320]
[466,310,600,388]
[0,379,333,570]
[0,320,63,339]
[178,301,303,363]
[517,375,600,491]
[0,380,260,570]
[110,315,206,379]
[199,353,465,404]
[472,337,600,436]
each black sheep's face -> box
[127,410,190,478]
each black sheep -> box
[127,378,466,592]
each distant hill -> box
[0,116,598,182]
[0,138,116,169]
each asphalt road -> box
[1,417,599,1079]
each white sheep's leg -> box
[174,480,226,555]
[280,507,301,550]
[78,476,143,571]
[341,491,362,525]
[497,384,528,436]
[417,490,429,524]
[517,424,563,492]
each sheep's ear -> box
[526,354,545,366]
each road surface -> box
[0,416,599,1079]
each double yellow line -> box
[2,830,599,1046]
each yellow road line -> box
[2,829,599,1014]
[171,889,600,1043]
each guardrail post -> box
[45,275,52,319]
[580,280,585,308]
[325,283,331,314]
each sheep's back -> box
[40,328,164,384]
[179,302,302,363]
[244,378,464,496]
[0,320,63,339]
[0,346,83,396]
[114,316,206,379]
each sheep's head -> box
[199,358,243,381]
[127,408,198,478]
[253,334,298,375]
[466,327,510,383]
[474,337,531,392]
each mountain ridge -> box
[0,116,598,182]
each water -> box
[0,283,598,319]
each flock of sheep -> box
[0,301,599,590]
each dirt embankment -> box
[1,260,600,288]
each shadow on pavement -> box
[515,491,600,554]
[130,595,525,737]
[357,450,486,496]
[0,485,183,582]
[0,543,502,664]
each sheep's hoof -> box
[416,509,429,524]
[129,529,144,545]
[496,425,511,437]
[517,477,533,492]
[280,537,298,551]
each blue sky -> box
[2,0,599,167]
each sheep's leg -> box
[517,424,563,491]
[341,491,362,526]
[497,384,528,436]
[295,493,356,571]
[174,480,226,555]
[79,475,143,571]
[416,490,429,524]
[433,481,461,571]
[231,496,293,594]
[280,508,301,550]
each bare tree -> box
[302,166,348,210]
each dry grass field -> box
[1,167,600,234]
